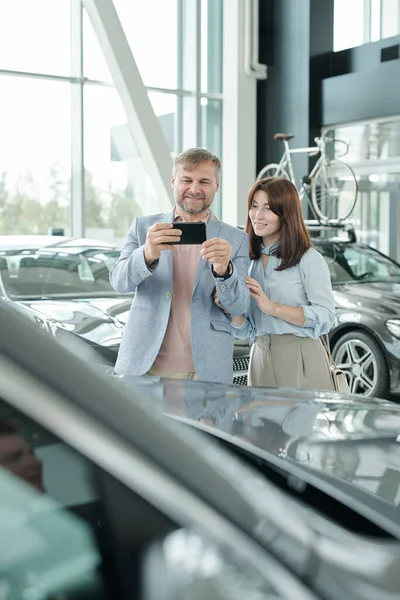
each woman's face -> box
[249,190,281,243]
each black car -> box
[1,300,400,600]
[315,231,400,398]
[0,235,130,356]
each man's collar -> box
[174,209,211,224]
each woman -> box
[217,177,335,390]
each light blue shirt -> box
[233,242,335,341]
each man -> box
[110,147,250,383]
[0,420,44,492]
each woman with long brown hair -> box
[217,177,335,390]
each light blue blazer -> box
[109,209,250,383]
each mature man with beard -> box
[110,147,250,383]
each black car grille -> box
[233,356,249,386]
[233,374,248,385]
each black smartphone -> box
[170,222,207,245]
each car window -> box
[343,247,400,280]
[0,399,307,600]
[318,246,355,283]
[318,244,400,284]
[0,249,121,299]
[0,405,106,598]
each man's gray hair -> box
[173,147,221,177]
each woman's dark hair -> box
[246,177,313,270]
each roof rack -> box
[305,219,357,243]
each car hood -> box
[19,297,250,359]
[333,281,400,317]
[117,375,400,506]
[117,375,400,443]
[21,297,131,346]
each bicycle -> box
[257,133,358,223]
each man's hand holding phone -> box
[201,238,232,277]
[144,223,182,267]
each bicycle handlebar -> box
[314,135,349,157]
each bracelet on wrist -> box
[211,261,232,280]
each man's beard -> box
[176,193,210,215]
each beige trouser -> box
[145,364,197,380]
[248,333,334,391]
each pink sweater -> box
[154,243,201,372]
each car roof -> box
[0,235,71,250]
[0,235,118,251]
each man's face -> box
[0,433,44,492]
[172,161,220,215]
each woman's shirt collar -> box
[261,241,281,255]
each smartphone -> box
[170,222,207,245]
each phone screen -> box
[171,222,207,245]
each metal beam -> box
[222,0,257,227]
[70,0,84,238]
[82,0,174,211]
[180,0,199,149]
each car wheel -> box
[332,331,389,398]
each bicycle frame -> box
[275,138,327,201]
[261,135,356,223]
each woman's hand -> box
[245,277,306,326]
[245,277,276,315]
[213,289,229,313]
[213,289,245,327]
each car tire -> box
[332,330,389,398]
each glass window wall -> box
[83,0,179,88]
[201,98,222,216]
[334,0,365,52]
[334,0,400,51]
[324,117,400,259]
[0,0,71,75]
[84,87,177,245]
[115,0,178,90]
[0,0,223,243]
[200,0,223,94]
[0,76,71,235]
[381,0,400,38]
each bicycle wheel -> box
[256,163,290,181]
[310,159,358,222]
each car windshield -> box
[318,243,400,285]
[0,247,121,299]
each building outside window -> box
[0,0,223,245]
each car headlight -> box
[386,319,400,339]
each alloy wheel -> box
[334,338,378,396]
